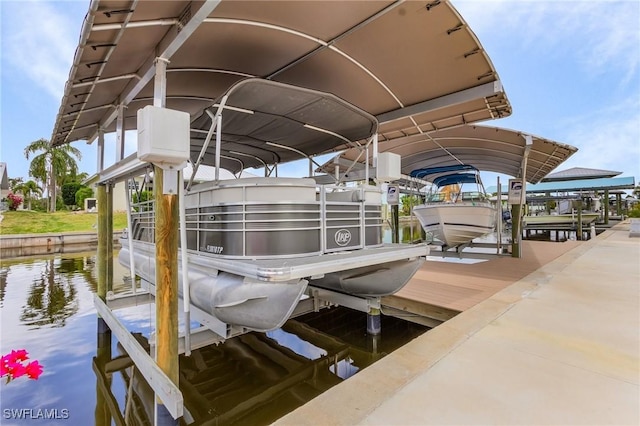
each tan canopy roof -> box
[189,78,378,173]
[319,125,578,184]
[51,0,511,161]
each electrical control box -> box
[377,152,401,182]
[137,105,190,165]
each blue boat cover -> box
[409,164,478,180]
[432,173,479,187]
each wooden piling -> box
[97,185,108,302]
[511,204,521,258]
[577,200,583,241]
[106,184,113,293]
[604,189,610,224]
[94,328,112,426]
[392,205,399,244]
[154,166,180,404]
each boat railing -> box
[425,191,488,203]
[460,191,488,202]
[128,180,383,259]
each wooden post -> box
[106,184,113,294]
[576,200,583,241]
[392,204,399,243]
[545,192,551,214]
[97,185,108,303]
[604,189,610,224]
[154,166,179,423]
[511,204,521,258]
[94,328,112,426]
[616,193,622,216]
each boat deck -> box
[384,238,581,314]
[176,243,428,282]
[275,221,639,425]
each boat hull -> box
[413,203,496,248]
[119,243,307,332]
[309,257,424,297]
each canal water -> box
[0,247,427,425]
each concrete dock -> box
[275,222,639,425]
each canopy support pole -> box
[153,57,180,426]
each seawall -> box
[0,231,121,259]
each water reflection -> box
[94,307,425,426]
[1,250,427,425]
[20,259,79,328]
[382,221,424,244]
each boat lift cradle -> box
[111,78,429,357]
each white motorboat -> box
[119,78,428,334]
[410,165,496,249]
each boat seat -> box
[187,177,318,203]
[325,190,363,202]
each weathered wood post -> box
[94,326,112,426]
[604,189,610,224]
[106,184,113,293]
[154,166,180,425]
[97,184,113,323]
[392,204,400,243]
[576,200,583,240]
[511,204,521,258]
[138,56,184,425]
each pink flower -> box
[25,361,43,380]
[8,362,27,379]
[0,356,8,376]
[7,349,29,363]
[1,349,42,383]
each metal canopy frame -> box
[318,124,578,185]
[51,0,512,173]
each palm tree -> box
[14,180,43,210]
[8,177,23,192]
[24,138,82,212]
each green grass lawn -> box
[0,210,129,235]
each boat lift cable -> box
[124,178,137,295]
[179,171,191,356]
[409,115,464,166]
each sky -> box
[1,0,639,189]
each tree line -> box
[4,138,91,212]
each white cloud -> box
[558,96,640,179]
[453,0,640,82]
[3,1,84,100]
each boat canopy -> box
[50,0,512,167]
[432,173,479,187]
[410,164,481,188]
[410,164,478,180]
[189,78,378,173]
[320,124,577,184]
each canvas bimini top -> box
[189,78,379,173]
[410,164,482,187]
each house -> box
[0,162,10,211]
[0,162,9,199]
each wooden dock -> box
[382,239,582,323]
